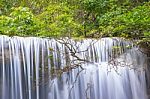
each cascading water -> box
[0,35,149,99]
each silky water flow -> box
[0,35,149,99]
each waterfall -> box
[0,35,148,99]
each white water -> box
[0,35,148,99]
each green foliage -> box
[81,0,118,15]
[98,2,150,39]
[38,3,82,37]
[0,6,41,36]
[0,0,18,15]
[0,0,53,15]
[0,0,149,46]
[74,0,135,37]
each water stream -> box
[0,35,148,99]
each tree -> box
[38,2,83,37]
[0,6,41,36]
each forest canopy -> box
[0,0,149,47]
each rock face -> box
[146,53,150,99]
[0,35,149,99]
[138,47,150,91]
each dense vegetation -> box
[0,0,149,47]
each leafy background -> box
[0,0,149,47]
